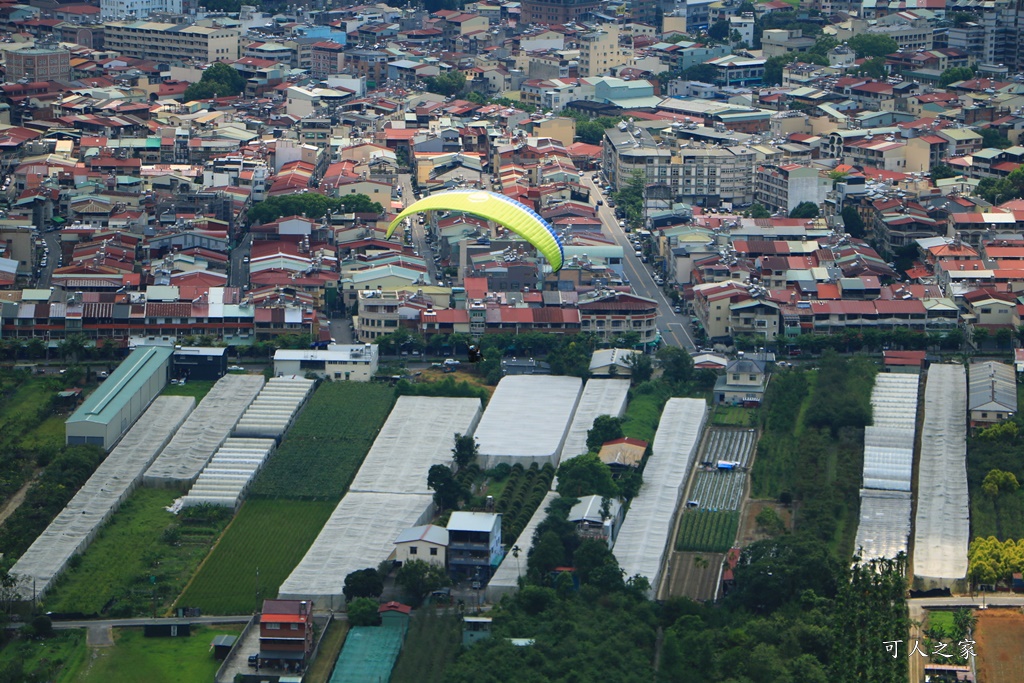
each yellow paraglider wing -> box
[386,190,564,272]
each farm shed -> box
[348,396,482,495]
[862,373,920,492]
[12,396,195,600]
[273,345,379,382]
[557,379,630,464]
[486,491,559,603]
[475,375,583,468]
[855,490,913,561]
[233,377,316,440]
[913,364,969,589]
[968,361,1016,427]
[613,398,708,598]
[278,492,435,611]
[65,345,174,450]
[181,438,277,509]
[143,374,265,488]
[172,346,228,381]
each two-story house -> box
[259,599,314,667]
[394,524,449,568]
[713,356,768,406]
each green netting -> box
[329,623,407,683]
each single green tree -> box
[343,568,384,602]
[586,415,625,452]
[789,201,820,219]
[347,597,382,626]
[556,452,619,498]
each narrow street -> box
[397,173,437,285]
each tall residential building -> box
[674,146,756,208]
[100,0,184,21]
[520,0,603,25]
[754,163,831,215]
[5,47,70,83]
[310,41,345,79]
[103,20,240,64]
[578,24,628,77]
[602,123,672,190]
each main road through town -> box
[581,176,697,353]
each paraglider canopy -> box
[386,190,565,272]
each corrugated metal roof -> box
[968,361,1017,412]
[65,346,173,426]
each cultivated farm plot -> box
[661,551,725,602]
[675,510,740,553]
[250,382,395,500]
[175,499,336,615]
[699,428,757,468]
[975,609,1024,683]
[688,471,746,511]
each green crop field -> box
[251,382,395,499]
[175,499,336,614]
[63,625,242,683]
[676,510,740,553]
[0,630,85,683]
[42,488,231,617]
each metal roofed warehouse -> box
[557,379,630,464]
[12,396,195,600]
[143,374,265,488]
[65,345,174,450]
[475,375,583,468]
[913,364,969,589]
[613,398,708,598]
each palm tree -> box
[59,333,88,363]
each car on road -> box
[635,250,642,257]
[618,220,626,227]
[228,365,245,371]
[596,200,603,206]
[674,306,681,314]
[242,256,249,263]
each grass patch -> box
[711,406,754,426]
[675,510,740,553]
[305,619,350,683]
[63,625,241,683]
[0,630,85,683]
[42,488,231,617]
[928,610,955,636]
[621,381,672,443]
[17,414,66,452]
[251,382,395,500]
[175,499,337,615]
[160,380,216,401]
[390,609,464,683]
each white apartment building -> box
[103,20,240,63]
[101,0,183,21]
[754,163,831,215]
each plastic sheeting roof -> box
[486,491,559,603]
[11,396,195,599]
[614,398,708,597]
[281,396,482,609]
[855,489,912,561]
[913,364,969,586]
[329,624,407,683]
[182,438,276,509]
[475,375,582,467]
[557,379,630,464]
[863,374,920,491]
[968,361,1017,413]
[234,377,315,440]
[348,397,481,496]
[143,374,265,487]
[278,492,435,611]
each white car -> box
[635,250,642,257]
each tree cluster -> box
[247,192,383,226]
[968,536,1024,585]
[789,202,820,219]
[395,559,449,607]
[611,169,647,231]
[183,62,246,101]
[424,72,467,97]
[939,66,974,87]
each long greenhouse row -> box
[613,398,708,597]
[913,364,970,588]
[854,373,921,562]
[181,438,277,509]
[10,396,196,600]
[279,396,482,610]
[557,379,630,464]
[143,374,266,488]
[233,377,316,440]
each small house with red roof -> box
[378,601,412,629]
[259,599,314,666]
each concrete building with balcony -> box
[578,24,628,77]
[761,28,816,58]
[577,290,659,347]
[446,511,502,581]
[674,146,756,208]
[273,345,379,381]
[310,41,346,79]
[754,163,831,215]
[706,54,765,87]
[101,0,185,20]
[601,123,671,190]
[103,20,240,64]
